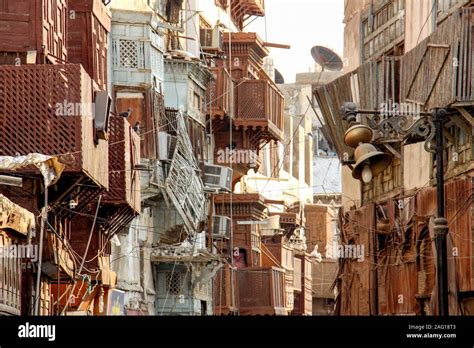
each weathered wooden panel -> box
[292,254,313,316]
[68,0,110,91]
[115,88,158,160]
[304,204,330,254]
[0,0,68,63]
[81,67,110,189]
[456,7,474,104]
[401,11,461,110]
[314,73,354,159]
[338,204,375,315]
[358,56,401,111]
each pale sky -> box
[246,0,345,83]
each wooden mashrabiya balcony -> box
[0,64,108,188]
[237,266,286,316]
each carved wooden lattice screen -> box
[0,65,83,169]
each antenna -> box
[310,46,343,72]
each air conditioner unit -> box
[200,28,223,51]
[203,165,232,192]
[260,215,282,236]
[94,91,112,141]
[158,132,177,161]
[212,216,231,239]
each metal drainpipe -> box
[434,108,449,316]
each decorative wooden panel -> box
[304,204,329,254]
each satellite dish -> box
[311,46,343,71]
[275,69,285,84]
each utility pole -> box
[433,108,449,316]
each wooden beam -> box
[456,107,474,127]
[450,114,471,134]
[382,143,401,160]
[0,175,22,187]
[263,42,291,49]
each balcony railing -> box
[0,64,109,188]
[0,233,21,315]
[235,79,284,142]
[213,264,239,315]
[237,267,286,315]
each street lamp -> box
[341,102,449,316]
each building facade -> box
[316,0,474,315]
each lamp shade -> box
[352,143,392,181]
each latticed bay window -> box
[113,39,146,69]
